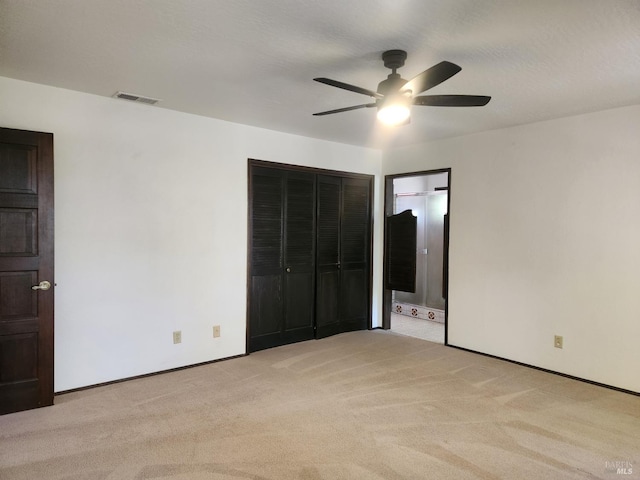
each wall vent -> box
[112,91,161,105]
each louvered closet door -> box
[316,175,341,338]
[249,167,284,351]
[282,171,316,343]
[339,177,371,332]
[316,175,371,338]
[249,167,315,351]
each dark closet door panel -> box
[250,275,282,337]
[249,167,284,351]
[316,176,341,266]
[338,177,371,333]
[340,268,369,331]
[283,171,315,342]
[249,165,316,352]
[285,172,315,266]
[341,179,370,265]
[251,169,283,273]
[284,272,314,330]
[316,175,342,338]
[316,270,340,338]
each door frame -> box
[382,168,451,345]
[246,159,375,353]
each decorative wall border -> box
[392,301,445,324]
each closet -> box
[248,160,372,352]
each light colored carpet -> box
[1,330,638,479]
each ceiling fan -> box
[313,50,491,126]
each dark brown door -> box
[315,175,341,338]
[282,171,316,342]
[316,175,371,337]
[248,165,316,351]
[338,177,371,333]
[0,127,54,415]
[385,210,417,293]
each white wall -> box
[0,76,382,392]
[393,172,448,194]
[383,105,640,393]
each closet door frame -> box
[246,159,374,354]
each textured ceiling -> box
[1,0,639,149]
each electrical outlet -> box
[554,335,563,349]
[173,331,182,344]
[213,325,221,338]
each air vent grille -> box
[113,91,161,105]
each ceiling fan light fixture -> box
[313,50,490,123]
[377,95,411,126]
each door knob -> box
[32,281,51,291]
[286,267,291,273]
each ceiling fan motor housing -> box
[378,50,410,97]
[377,74,408,97]
[382,50,407,71]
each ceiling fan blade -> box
[413,95,491,107]
[402,61,462,95]
[313,103,377,116]
[314,78,383,99]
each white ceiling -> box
[1,0,639,149]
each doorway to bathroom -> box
[382,169,450,344]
